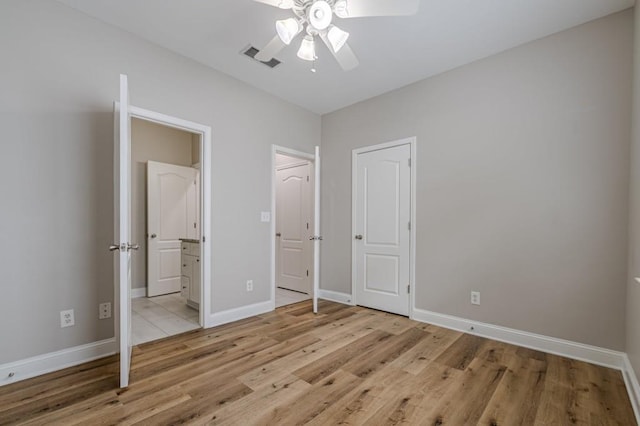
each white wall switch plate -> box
[260,211,271,222]
[471,291,480,305]
[99,302,111,319]
[60,309,75,328]
[246,280,254,292]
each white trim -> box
[623,355,640,423]
[276,160,310,171]
[351,137,417,318]
[0,339,116,387]
[270,145,316,316]
[206,300,273,328]
[318,289,354,305]
[121,103,212,330]
[131,287,146,298]
[273,146,315,161]
[412,308,624,369]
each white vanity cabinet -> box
[180,240,200,309]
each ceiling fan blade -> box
[255,35,286,62]
[319,32,359,71]
[253,0,293,9]
[338,0,419,18]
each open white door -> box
[312,146,321,313]
[112,74,134,388]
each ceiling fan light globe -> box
[333,0,349,18]
[297,35,316,61]
[275,18,301,45]
[327,25,349,52]
[309,1,332,30]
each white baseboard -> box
[0,338,116,387]
[411,308,625,370]
[131,287,146,298]
[318,289,354,305]
[623,355,640,423]
[206,300,274,328]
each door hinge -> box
[307,222,309,230]
[407,284,410,294]
[307,175,310,182]
[307,270,309,277]
[408,158,411,167]
[408,222,411,230]
[202,236,206,243]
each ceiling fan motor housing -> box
[308,1,333,30]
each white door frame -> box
[116,103,212,329]
[270,145,316,310]
[351,137,417,318]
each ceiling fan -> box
[253,0,420,71]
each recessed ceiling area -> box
[56,0,634,114]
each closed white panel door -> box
[354,144,411,316]
[276,163,312,294]
[147,161,199,297]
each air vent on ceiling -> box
[242,45,281,69]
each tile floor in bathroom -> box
[275,287,311,307]
[132,293,200,345]
[132,287,312,345]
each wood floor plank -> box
[420,351,508,424]
[433,332,487,370]
[581,360,636,425]
[208,375,311,425]
[252,369,363,425]
[341,327,428,379]
[308,309,380,340]
[0,301,635,426]
[477,352,547,425]
[238,325,377,390]
[0,375,118,425]
[293,329,392,384]
[389,325,461,375]
[533,356,591,425]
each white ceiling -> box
[57,0,634,114]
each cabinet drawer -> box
[180,276,190,299]
[181,255,192,276]
[181,242,192,255]
[192,256,201,304]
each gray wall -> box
[131,118,194,291]
[627,4,640,380]
[0,0,319,364]
[321,11,632,350]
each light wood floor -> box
[0,301,635,425]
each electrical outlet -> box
[470,291,480,306]
[99,302,111,319]
[246,280,254,292]
[60,309,75,328]
[260,212,271,222]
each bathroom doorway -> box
[130,118,203,344]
